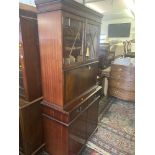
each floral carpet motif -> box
[81,97,135,155]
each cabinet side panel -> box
[19,100,43,154]
[43,116,68,155]
[37,11,64,106]
[20,16,42,101]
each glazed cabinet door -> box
[69,110,87,155]
[85,20,100,61]
[19,23,27,99]
[87,97,100,139]
[63,12,85,67]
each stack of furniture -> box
[35,0,103,154]
[109,64,135,101]
[19,3,44,155]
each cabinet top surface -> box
[19,3,37,13]
[35,0,103,19]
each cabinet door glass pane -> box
[19,58,25,97]
[86,23,99,61]
[63,17,84,66]
[19,25,25,98]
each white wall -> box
[101,17,135,41]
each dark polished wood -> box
[42,87,101,155]
[64,62,98,104]
[19,4,42,102]
[42,86,102,123]
[19,3,37,13]
[86,98,99,138]
[36,3,100,107]
[69,111,87,155]
[35,0,103,23]
[109,64,135,101]
[35,0,103,154]
[43,116,69,155]
[19,122,23,151]
[37,11,64,106]
[19,3,44,155]
[19,98,44,155]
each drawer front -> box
[69,91,100,121]
[110,72,135,81]
[70,94,96,120]
[111,64,135,74]
[109,78,135,91]
[110,64,135,82]
[109,87,135,101]
[64,62,98,104]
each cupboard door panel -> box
[64,62,98,104]
[87,97,99,139]
[69,111,87,155]
[85,20,100,61]
[63,13,85,67]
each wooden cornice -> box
[19,3,37,13]
[35,0,103,23]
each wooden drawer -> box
[111,64,135,74]
[110,64,135,81]
[69,89,100,121]
[69,95,93,121]
[109,78,135,91]
[109,87,135,101]
[110,72,135,81]
[64,86,96,110]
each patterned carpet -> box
[80,97,135,155]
